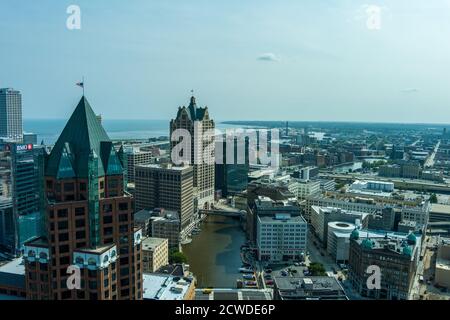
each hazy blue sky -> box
[1,0,450,123]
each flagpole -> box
[82,76,85,96]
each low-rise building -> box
[273,276,347,300]
[0,257,25,299]
[142,237,169,273]
[151,211,181,249]
[435,241,450,289]
[348,230,420,300]
[195,288,272,300]
[256,213,307,262]
[430,204,450,223]
[310,206,369,246]
[326,221,356,263]
[142,273,195,300]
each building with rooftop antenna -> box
[170,95,215,211]
[22,96,143,300]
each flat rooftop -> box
[0,258,25,290]
[143,273,193,300]
[142,237,168,250]
[431,204,450,215]
[195,288,273,300]
[136,164,190,171]
[258,214,306,224]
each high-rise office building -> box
[134,164,194,234]
[22,97,143,300]
[215,135,249,197]
[0,88,23,141]
[170,95,215,210]
[0,142,45,255]
[124,147,153,183]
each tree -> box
[169,251,188,264]
[309,262,327,276]
[430,193,438,204]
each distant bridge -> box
[199,209,245,218]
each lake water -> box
[24,119,244,145]
[182,215,246,288]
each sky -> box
[1,0,450,123]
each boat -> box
[239,267,254,273]
[242,274,255,280]
[244,281,257,287]
[180,237,192,245]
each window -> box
[64,183,75,192]
[75,207,85,216]
[89,281,97,290]
[59,233,69,242]
[103,204,113,213]
[118,202,128,211]
[76,219,85,228]
[104,227,113,236]
[103,216,113,224]
[59,256,70,265]
[58,221,68,230]
[119,214,128,222]
[59,245,69,254]
[79,182,87,191]
[76,230,85,240]
[57,209,68,218]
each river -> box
[182,215,246,288]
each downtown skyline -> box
[1,0,450,123]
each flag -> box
[76,82,84,88]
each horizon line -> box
[23,118,450,127]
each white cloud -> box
[257,53,280,62]
[401,88,419,93]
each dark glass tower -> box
[215,135,249,197]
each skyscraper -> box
[0,88,23,141]
[170,95,215,210]
[0,142,45,255]
[215,135,249,197]
[23,97,143,300]
[134,164,194,236]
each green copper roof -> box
[407,233,417,245]
[350,229,360,240]
[361,238,374,250]
[46,96,123,178]
[402,246,413,257]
